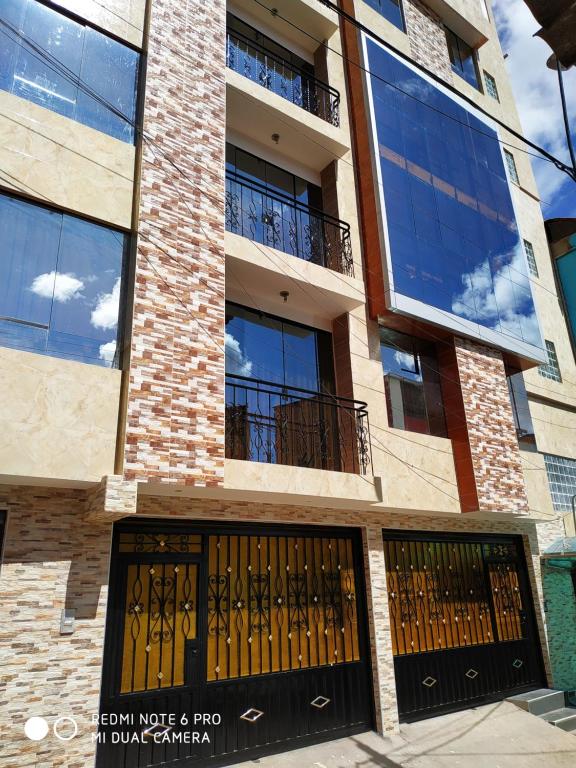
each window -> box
[484,71,499,101]
[445,28,479,89]
[543,454,576,512]
[507,371,536,448]
[539,340,562,382]
[226,144,323,210]
[523,239,539,277]
[0,193,126,367]
[504,149,520,184]
[0,0,139,142]
[225,303,334,392]
[363,40,544,358]
[379,328,447,437]
[364,0,405,31]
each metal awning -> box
[522,0,576,68]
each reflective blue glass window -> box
[0,0,138,142]
[226,14,316,107]
[446,28,479,89]
[225,303,334,393]
[364,39,543,357]
[364,0,405,32]
[380,328,447,437]
[0,194,126,366]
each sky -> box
[492,0,576,220]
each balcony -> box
[225,171,353,276]
[226,27,340,127]
[225,374,372,475]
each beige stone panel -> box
[51,0,146,47]
[0,347,120,483]
[231,0,339,56]
[529,401,576,461]
[224,459,381,508]
[373,426,461,513]
[520,449,556,521]
[225,231,366,325]
[344,307,461,515]
[0,91,134,228]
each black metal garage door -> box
[97,521,373,767]
[383,531,546,722]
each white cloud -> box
[394,350,415,371]
[91,278,121,330]
[492,0,576,211]
[99,340,117,364]
[225,332,252,377]
[30,271,84,303]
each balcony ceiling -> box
[226,70,350,173]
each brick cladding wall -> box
[0,483,555,767]
[455,337,530,515]
[123,0,226,486]
[0,486,113,768]
[404,0,453,80]
[136,495,554,733]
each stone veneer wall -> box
[0,484,553,766]
[404,0,454,80]
[0,485,113,768]
[455,338,530,514]
[136,495,553,734]
[123,0,226,486]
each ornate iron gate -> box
[383,532,546,721]
[97,522,372,767]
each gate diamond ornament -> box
[422,676,437,687]
[512,659,524,668]
[311,696,331,709]
[240,708,264,723]
[465,669,479,679]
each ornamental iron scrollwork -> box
[118,532,201,553]
[226,28,340,127]
[225,171,353,277]
[207,535,360,681]
[384,539,499,655]
[120,562,198,693]
[225,376,371,475]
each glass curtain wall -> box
[0,0,139,141]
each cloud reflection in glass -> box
[364,38,544,357]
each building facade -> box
[0,0,575,766]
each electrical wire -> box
[1,10,574,497]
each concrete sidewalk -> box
[230,701,576,768]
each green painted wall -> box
[543,563,576,690]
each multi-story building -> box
[0,0,575,766]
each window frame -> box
[483,70,500,101]
[0,190,129,368]
[523,239,539,278]
[0,0,141,143]
[445,27,480,90]
[224,301,336,394]
[364,0,406,32]
[538,339,562,382]
[379,326,447,438]
[503,149,520,185]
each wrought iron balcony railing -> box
[225,374,372,475]
[226,28,340,127]
[225,171,354,276]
